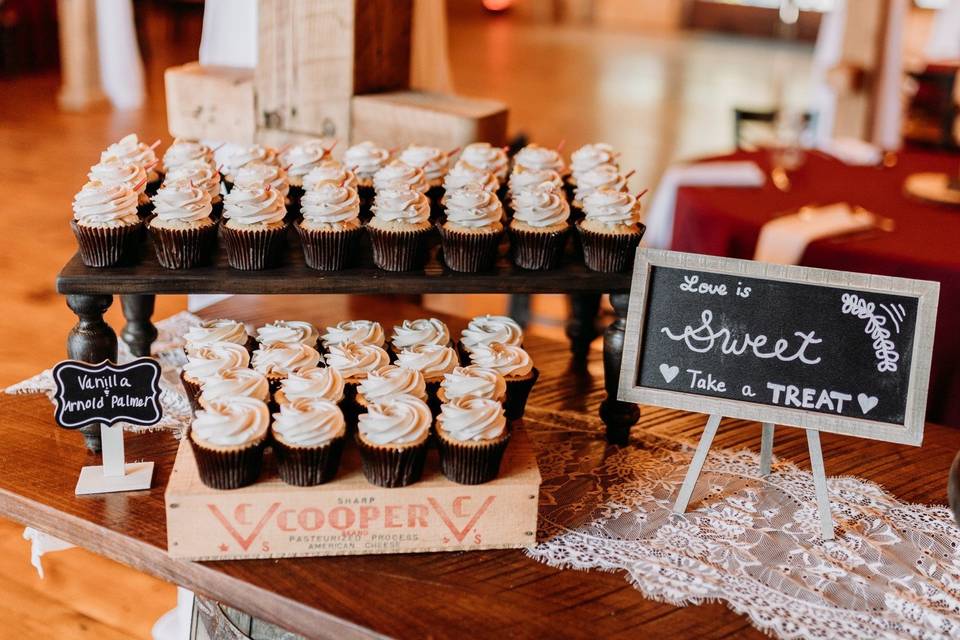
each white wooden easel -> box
[672,416,835,540]
[74,423,154,495]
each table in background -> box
[672,148,960,427]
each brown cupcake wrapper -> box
[179,370,203,414]
[508,225,569,271]
[149,222,217,269]
[190,436,267,490]
[366,224,432,272]
[71,219,142,268]
[296,223,362,271]
[577,222,645,273]
[273,435,345,486]
[504,367,540,420]
[437,431,511,485]
[438,225,502,273]
[356,436,428,488]
[220,222,288,270]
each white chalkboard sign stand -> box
[620,249,940,541]
[74,424,155,495]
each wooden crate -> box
[166,428,541,560]
[165,63,256,143]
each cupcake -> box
[233,162,291,221]
[71,181,142,267]
[343,141,390,212]
[164,161,223,218]
[220,185,288,270]
[180,341,250,412]
[296,183,362,271]
[398,145,452,218]
[255,320,320,350]
[395,344,459,415]
[442,161,499,200]
[577,188,645,273]
[513,143,567,178]
[279,139,334,202]
[356,365,427,409]
[302,160,359,192]
[372,160,428,194]
[437,366,507,404]
[271,398,346,486]
[88,158,152,215]
[323,341,391,401]
[322,320,385,350]
[184,318,255,353]
[508,184,570,270]
[569,143,618,190]
[506,167,564,217]
[390,318,451,357]
[357,395,432,488]
[438,184,504,273]
[459,142,509,192]
[199,367,271,408]
[367,187,433,272]
[101,133,161,192]
[468,342,539,420]
[436,397,510,485]
[251,342,321,393]
[571,164,627,216]
[274,366,345,407]
[459,314,523,361]
[162,139,215,175]
[148,182,216,269]
[189,396,270,489]
[218,143,277,190]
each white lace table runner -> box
[523,406,960,639]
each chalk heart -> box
[857,393,879,415]
[659,363,680,384]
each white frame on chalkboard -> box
[618,249,940,446]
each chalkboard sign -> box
[619,250,939,445]
[52,358,162,430]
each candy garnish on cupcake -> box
[233,162,290,199]
[101,133,160,183]
[164,161,221,204]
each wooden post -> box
[566,293,601,365]
[56,0,105,111]
[673,414,722,514]
[600,293,640,445]
[759,422,775,476]
[65,294,117,453]
[120,294,157,357]
[806,430,835,540]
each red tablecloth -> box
[672,149,960,427]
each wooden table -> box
[3,295,959,639]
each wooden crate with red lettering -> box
[165,428,541,560]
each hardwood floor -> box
[0,6,813,638]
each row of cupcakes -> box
[180,315,536,490]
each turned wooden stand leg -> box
[66,294,117,452]
[566,293,601,365]
[507,294,531,329]
[121,294,157,357]
[600,292,640,445]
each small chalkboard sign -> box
[52,358,162,430]
[619,250,939,445]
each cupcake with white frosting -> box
[459,314,523,359]
[189,396,270,489]
[180,341,251,410]
[251,342,322,392]
[513,143,567,177]
[442,162,499,199]
[220,184,288,270]
[256,320,320,350]
[508,183,571,270]
[302,160,359,192]
[572,164,627,212]
[398,144,452,216]
[395,343,459,414]
[438,366,507,404]
[577,188,645,273]
[357,394,432,487]
[324,341,390,395]
[274,366,345,407]
[198,368,271,408]
[148,182,217,269]
[88,157,151,212]
[101,133,161,192]
[357,365,428,408]
[71,181,143,267]
[296,182,362,271]
[279,139,334,190]
[218,143,278,190]
[439,184,504,273]
[184,318,255,353]
[372,161,428,194]
[367,187,433,272]
[569,143,618,188]
[459,143,509,187]
[390,318,451,356]
[163,161,223,218]
[271,398,346,486]
[162,139,215,175]
[468,342,539,420]
[343,141,390,217]
[436,397,510,484]
[322,320,385,350]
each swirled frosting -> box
[358,395,432,445]
[164,161,222,203]
[162,139,215,173]
[573,164,627,205]
[371,188,431,225]
[444,184,503,229]
[358,365,427,402]
[391,318,450,351]
[182,341,251,381]
[324,342,390,379]
[514,144,566,174]
[508,167,563,201]
[322,320,385,348]
[512,184,570,228]
[398,145,449,184]
[582,189,639,227]
[440,366,506,402]
[443,161,499,195]
[302,161,358,191]
[88,158,149,203]
[219,144,276,178]
[233,162,289,199]
[300,184,360,226]
[373,161,428,193]
[468,343,534,377]
[184,319,249,348]
[459,143,509,182]
[72,181,140,227]
[272,398,344,446]
[192,396,269,447]
[460,315,523,352]
[343,141,390,181]
[256,320,319,347]
[279,140,332,183]
[252,342,321,376]
[101,134,158,180]
[570,143,618,178]
[438,397,507,442]
[222,185,286,226]
[395,344,459,379]
[150,182,213,225]
[279,366,345,403]
[199,368,270,406]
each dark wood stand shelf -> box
[56,233,641,450]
